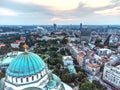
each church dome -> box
[6,52,46,77]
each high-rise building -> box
[80,23,82,31]
[53,24,57,31]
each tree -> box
[48,58,56,65]
[60,48,66,55]
[75,66,86,75]
[79,81,94,90]
[0,45,11,55]
[0,72,5,80]
[92,80,107,90]
[104,35,111,46]
[77,72,85,82]
[49,46,58,51]
[55,63,61,69]
[19,42,25,51]
[79,78,94,90]
[95,39,102,47]
[61,37,68,44]
[61,74,76,83]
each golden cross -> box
[23,44,29,52]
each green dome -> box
[52,74,61,85]
[6,52,45,77]
[47,80,57,89]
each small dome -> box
[52,74,61,85]
[7,52,45,77]
[47,80,57,89]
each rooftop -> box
[63,56,73,61]
[87,63,100,68]
[1,51,23,65]
[7,52,45,77]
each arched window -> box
[41,73,42,77]
[32,76,34,81]
[26,77,29,82]
[37,74,38,79]
[16,78,17,82]
[12,77,13,83]
[21,78,23,83]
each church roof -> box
[6,52,45,77]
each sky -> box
[0,0,120,25]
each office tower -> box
[53,24,57,31]
[80,23,82,31]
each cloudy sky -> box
[0,0,120,25]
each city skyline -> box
[0,0,120,25]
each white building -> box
[86,63,100,75]
[103,63,120,90]
[11,40,25,48]
[36,26,48,35]
[67,43,79,59]
[0,51,22,70]
[117,46,120,53]
[63,56,73,67]
[97,48,112,56]
[85,58,100,75]
[63,56,77,74]
[109,35,119,46]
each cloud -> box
[0,8,18,16]
[51,17,76,22]
[12,0,115,11]
[81,0,115,8]
[12,0,80,11]
[0,0,120,24]
[94,6,120,16]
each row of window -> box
[105,71,120,85]
[16,72,45,83]
[7,68,48,83]
[19,75,38,83]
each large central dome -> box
[7,52,45,77]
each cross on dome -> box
[23,44,29,52]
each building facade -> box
[103,63,120,90]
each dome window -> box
[21,78,23,83]
[32,76,34,81]
[16,78,17,82]
[26,77,29,82]
[37,74,38,79]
